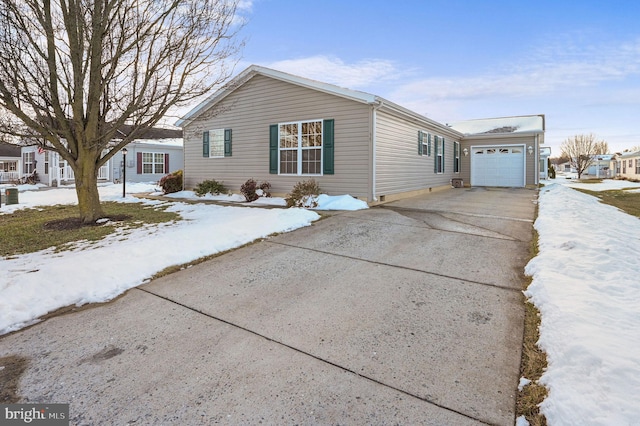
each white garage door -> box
[471,146,525,187]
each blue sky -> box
[230,0,640,155]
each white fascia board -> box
[462,131,544,141]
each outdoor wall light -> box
[527,145,534,155]
[463,147,469,156]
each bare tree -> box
[0,0,243,222]
[594,141,609,155]
[560,133,606,179]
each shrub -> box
[548,166,556,179]
[194,179,227,196]
[257,181,272,198]
[240,179,272,202]
[158,170,183,194]
[286,179,321,208]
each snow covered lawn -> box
[524,179,640,425]
[0,182,366,335]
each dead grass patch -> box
[574,188,640,218]
[516,199,549,425]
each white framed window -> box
[23,151,35,174]
[434,136,444,174]
[142,152,166,174]
[636,159,640,174]
[453,141,460,173]
[208,128,225,158]
[278,119,323,175]
[419,131,431,156]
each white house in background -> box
[586,154,614,178]
[110,138,183,184]
[20,127,182,186]
[618,151,640,180]
[0,143,21,183]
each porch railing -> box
[0,171,20,183]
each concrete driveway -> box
[0,187,537,425]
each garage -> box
[471,145,525,187]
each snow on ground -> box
[556,175,640,192]
[525,179,640,425]
[0,183,366,335]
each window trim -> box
[141,152,167,175]
[207,128,226,158]
[419,131,432,156]
[23,151,35,174]
[434,136,445,174]
[277,119,324,176]
[453,141,460,173]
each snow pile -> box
[160,190,368,210]
[315,194,368,210]
[525,183,640,424]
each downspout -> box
[371,99,384,202]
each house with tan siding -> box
[177,65,545,203]
[618,151,640,180]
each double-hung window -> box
[453,141,460,173]
[434,136,445,174]
[636,159,640,174]
[142,152,166,174]
[278,120,323,175]
[23,151,35,174]
[203,128,232,158]
[418,131,431,156]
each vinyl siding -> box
[375,109,461,196]
[183,75,372,198]
[460,135,539,186]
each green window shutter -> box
[434,136,438,173]
[269,124,278,174]
[428,133,432,156]
[224,128,232,157]
[202,131,210,157]
[323,119,335,175]
[418,131,423,155]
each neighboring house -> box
[110,137,183,184]
[176,65,545,203]
[618,151,640,180]
[20,127,182,186]
[0,143,21,183]
[556,162,575,173]
[586,154,614,178]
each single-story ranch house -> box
[617,150,640,180]
[177,65,545,203]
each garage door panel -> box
[471,146,524,187]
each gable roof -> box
[175,65,377,127]
[449,115,545,135]
[0,143,21,157]
[175,65,461,137]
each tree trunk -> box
[74,157,104,224]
